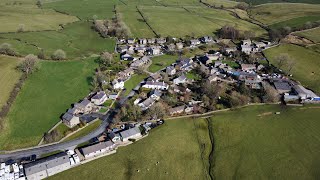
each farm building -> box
[80,141,116,159]
[142,81,169,90]
[119,127,142,142]
[274,81,292,94]
[24,152,71,180]
[169,105,185,116]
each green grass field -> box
[49,104,320,179]
[148,55,178,73]
[0,4,78,33]
[0,21,116,59]
[117,6,154,38]
[120,5,266,38]
[0,56,22,109]
[124,74,148,96]
[264,44,320,93]
[211,105,320,179]
[0,58,97,150]
[202,0,239,8]
[234,0,320,4]
[43,0,118,20]
[294,27,320,43]
[250,3,320,28]
[270,15,320,30]
[49,118,210,180]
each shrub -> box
[51,49,66,60]
[0,43,16,56]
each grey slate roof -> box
[62,112,74,121]
[24,152,69,176]
[92,91,106,100]
[119,127,141,139]
[81,141,114,156]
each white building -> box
[112,79,124,90]
[91,91,108,105]
[119,127,142,142]
[142,81,169,90]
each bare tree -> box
[18,54,37,75]
[146,102,167,120]
[263,82,279,103]
[99,52,113,66]
[17,24,25,33]
[275,53,295,73]
[52,49,66,60]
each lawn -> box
[0,58,98,150]
[234,0,320,5]
[0,38,40,56]
[121,5,266,38]
[270,15,320,30]
[202,0,239,8]
[49,118,210,180]
[148,55,178,73]
[0,21,116,59]
[0,4,78,33]
[43,0,118,20]
[294,27,320,43]
[49,104,320,179]
[250,3,320,26]
[124,74,148,96]
[117,6,155,38]
[264,44,320,93]
[62,120,102,142]
[0,56,22,109]
[210,104,320,179]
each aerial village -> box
[1,35,319,180]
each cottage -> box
[245,79,261,89]
[150,89,162,100]
[138,97,156,110]
[135,46,146,54]
[173,74,187,84]
[74,99,93,114]
[147,38,156,44]
[62,113,80,128]
[190,39,201,46]
[166,66,176,75]
[242,39,252,46]
[274,81,292,94]
[24,152,71,180]
[176,42,184,50]
[169,105,185,116]
[119,127,142,142]
[118,68,134,79]
[107,132,121,142]
[138,38,147,45]
[150,73,162,81]
[224,47,237,55]
[199,56,212,65]
[142,81,169,90]
[176,58,193,71]
[150,46,162,55]
[156,38,166,44]
[112,79,124,89]
[127,38,135,44]
[241,45,252,54]
[91,91,108,105]
[254,42,267,49]
[121,53,133,61]
[117,45,128,53]
[81,141,116,159]
[67,107,81,115]
[241,64,256,71]
[130,56,150,68]
[206,52,221,61]
[200,36,213,43]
